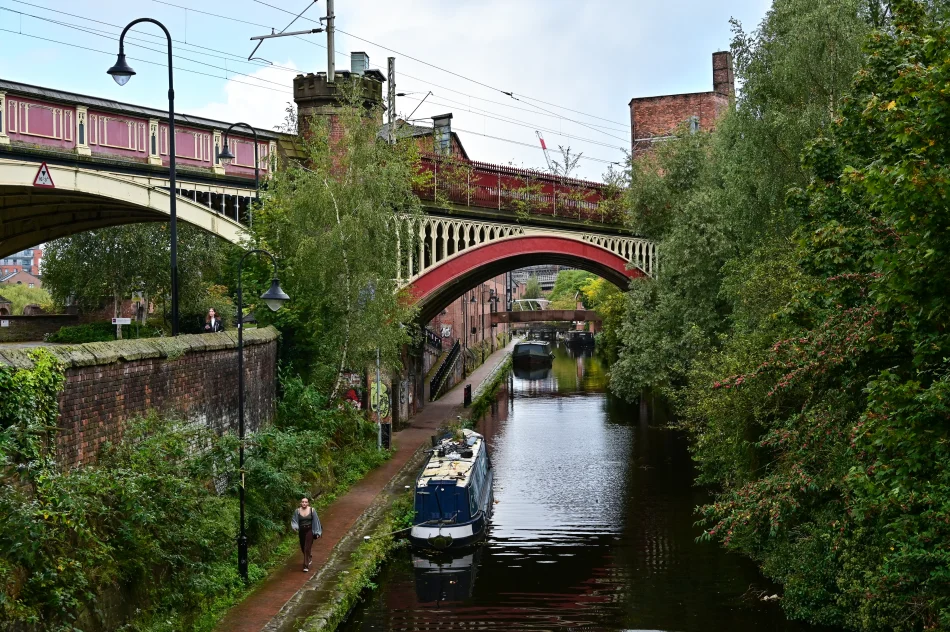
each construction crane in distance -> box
[535,130,554,173]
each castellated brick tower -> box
[629,51,735,157]
[292,52,386,142]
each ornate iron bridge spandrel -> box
[393,214,657,284]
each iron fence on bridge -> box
[415,154,624,224]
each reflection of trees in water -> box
[345,364,816,632]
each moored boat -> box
[564,330,595,347]
[512,340,554,367]
[410,429,493,550]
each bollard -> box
[463,384,472,407]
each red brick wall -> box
[7,328,280,467]
[629,51,734,156]
[631,92,729,151]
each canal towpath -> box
[214,340,516,632]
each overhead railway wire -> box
[397,70,629,134]
[0,7,295,92]
[398,94,627,151]
[14,2,628,148]
[9,0,289,69]
[247,0,630,131]
[0,26,293,96]
[151,0,326,52]
[147,0,630,145]
[3,1,627,170]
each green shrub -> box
[0,353,390,631]
[46,321,164,343]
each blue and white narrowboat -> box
[410,429,493,550]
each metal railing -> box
[425,327,442,351]
[429,339,461,401]
[415,154,623,224]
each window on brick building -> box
[688,116,700,134]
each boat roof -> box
[417,429,483,489]
[516,340,551,346]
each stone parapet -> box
[1,327,279,467]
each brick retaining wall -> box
[0,327,278,467]
[0,314,79,342]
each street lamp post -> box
[478,283,485,364]
[218,123,260,224]
[469,292,477,363]
[108,18,181,335]
[235,248,290,581]
[489,289,498,352]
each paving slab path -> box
[214,341,515,632]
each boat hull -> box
[512,342,554,367]
[409,512,489,550]
[512,354,553,367]
[411,475,494,550]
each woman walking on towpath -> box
[291,497,322,572]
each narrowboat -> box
[410,429,493,550]
[512,339,554,367]
[564,330,595,347]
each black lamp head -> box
[107,53,136,86]
[218,143,236,166]
[260,278,290,312]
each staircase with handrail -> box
[429,340,461,401]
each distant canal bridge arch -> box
[398,215,656,323]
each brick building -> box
[1,269,42,288]
[426,272,524,356]
[0,247,42,277]
[629,51,735,156]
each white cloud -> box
[188,60,300,133]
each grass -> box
[303,491,414,632]
[132,443,394,632]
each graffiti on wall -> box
[341,370,363,410]
[369,376,391,422]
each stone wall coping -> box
[0,326,279,369]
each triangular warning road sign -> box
[33,162,55,188]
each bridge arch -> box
[0,159,247,257]
[410,234,647,323]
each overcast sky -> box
[0,0,770,180]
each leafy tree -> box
[522,274,543,300]
[251,83,422,395]
[550,145,583,178]
[611,0,872,399]
[0,284,53,314]
[580,276,625,361]
[548,269,596,308]
[684,2,950,629]
[42,223,230,327]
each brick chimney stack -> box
[712,51,735,98]
[629,50,736,157]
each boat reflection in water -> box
[512,364,551,381]
[412,548,483,605]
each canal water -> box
[340,344,833,632]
